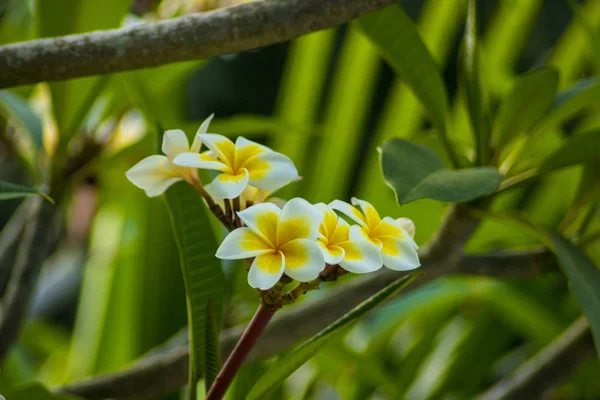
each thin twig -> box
[0,0,398,88]
[232,197,241,228]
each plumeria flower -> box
[216,198,325,290]
[316,204,382,273]
[125,115,214,197]
[173,134,298,199]
[330,198,420,271]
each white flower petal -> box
[351,197,381,229]
[349,224,382,250]
[237,202,281,245]
[338,238,383,274]
[235,136,270,152]
[376,217,419,250]
[215,228,273,260]
[245,151,299,192]
[380,237,420,271]
[281,239,326,282]
[208,169,250,199]
[248,252,285,290]
[397,217,416,239]
[162,129,190,159]
[278,198,324,244]
[173,151,228,171]
[144,178,182,197]
[197,133,235,162]
[316,239,345,265]
[329,200,367,227]
[126,155,181,197]
[191,114,215,152]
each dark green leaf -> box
[358,6,447,132]
[204,298,221,392]
[493,68,559,148]
[534,78,600,136]
[545,231,600,357]
[4,382,80,400]
[247,272,421,400]
[380,139,502,204]
[0,90,43,150]
[0,180,53,203]
[358,6,457,166]
[461,0,490,165]
[540,130,600,172]
[164,182,225,390]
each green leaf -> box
[4,382,80,400]
[380,139,502,204]
[545,231,600,357]
[204,298,221,392]
[0,180,53,203]
[493,68,559,148]
[164,181,225,391]
[534,78,600,137]
[247,272,421,400]
[358,6,458,167]
[0,90,43,150]
[358,5,447,135]
[540,130,600,172]
[461,0,490,165]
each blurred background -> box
[0,0,599,399]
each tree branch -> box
[57,203,559,400]
[0,0,397,89]
[475,317,596,400]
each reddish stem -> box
[206,303,276,400]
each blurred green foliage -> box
[0,0,599,399]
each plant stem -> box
[206,303,276,400]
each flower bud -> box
[396,217,415,239]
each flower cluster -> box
[126,115,420,293]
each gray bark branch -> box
[475,317,596,400]
[0,0,397,89]
[58,204,557,400]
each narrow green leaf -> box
[358,6,447,134]
[247,272,421,400]
[540,130,600,172]
[4,382,80,400]
[545,231,600,357]
[533,78,600,137]
[164,181,225,391]
[358,5,458,167]
[380,139,502,204]
[461,0,490,165]
[204,298,221,392]
[0,180,53,203]
[306,25,380,202]
[0,90,43,150]
[493,68,559,148]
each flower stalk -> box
[205,303,276,400]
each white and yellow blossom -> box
[216,198,325,290]
[330,198,420,271]
[173,134,298,199]
[125,115,213,197]
[315,204,382,274]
